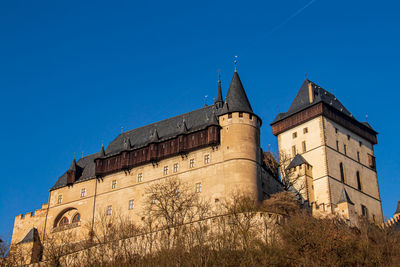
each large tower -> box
[271,79,383,224]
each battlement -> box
[14,203,48,221]
[381,214,400,229]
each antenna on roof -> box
[365,114,368,121]
[234,55,238,72]
[204,95,208,107]
[121,126,124,133]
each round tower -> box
[217,70,263,199]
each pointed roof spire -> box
[220,71,253,115]
[234,55,238,72]
[337,187,354,205]
[69,156,77,172]
[100,143,106,156]
[395,201,400,215]
[215,70,224,108]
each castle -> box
[10,67,385,264]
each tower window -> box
[357,151,360,162]
[57,195,62,204]
[239,112,243,118]
[81,188,86,198]
[173,163,178,173]
[106,205,112,215]
[336,141,339,151]
[228,113,232,119]
[163,166,168,175]
[292,145,296,157]
[302,141,307,153]
[359,141,362,147]
[347,134,351,140]
[138,173,143,182]
[343,144,347,155]
[335,128,338,134]
[129,200,134,210]
[249,114,253,120]
[196,183,202,193]
[368,154,376,170]
[361,205,368,217]
[303,127,308,134]
[292,132,297,139]
[112,180,117,189]
[204,154,210,164]
[356,171,362,191]
[190,159,195,168]
[339,163,345,183]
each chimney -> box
[308,82,314,103]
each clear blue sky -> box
[1,0,399,241]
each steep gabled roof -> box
[287,154,311,169]
[337,187,354,205]
[215,74,224,108]
[68,157,77,172]
[220,71,253,115]
[18,227,40,244]
[272,79,377,134]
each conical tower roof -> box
[100,144,106,157]
[215,72,224,108]
[337,187,354,205]
[395,201,400,215]
[68,157,77,172]
[220,71,253,115]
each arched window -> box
[356,171,362,191]
[339,163,345,183]
[72,213,80,223]
[59,217,69,227]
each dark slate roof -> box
[68,157,77,172]
[220,71,253,115]
[287,154,311,169]
[18,228,40,244]
[51,152,102,190]
[337,188,354,205]
[271,79,376,133]
[105,105,219,156]
[395,201,400,215]
[215,75,224,107]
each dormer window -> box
[292,132,297,139]
[228,113,232,119]
[239,112,243,118]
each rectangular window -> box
[129,200,134,210]
[335,128,338,134]
[57,195,62,204]
[343,144,347,155]
[361,205,368,217]
[173,163,178,173]
[196,183,201,193]
[81,188,86,198]
[190,159,195,168]
[303,127,308,134]
[356,171,362,191]
[292,132,297,139]
[357,151,360,162]
[359,141,362,147]
[112,180,117,189]
[336,140,339,151]
[368,154,376,170]
[204,154,210,164]
[340,163,345,183]
[107,205,112,216]
[138,173,143,182]
[163,166,168,175]
[347,134,351,140]
[292,145,296,157]
[239,112,243,118]
[228,113,232,119]
[302,141,306,153]
[249,114,253,120]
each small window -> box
[106,205,112,216]
[228,113,232,119]
[359,141,362,147]
[112,180,117,189]
[361,205,368,217]
[347,134,351,140]
[292,145,296,157]
[196,183,201,193]
[368,154,376,170]
[163,166,168,175]
[249,114,253,120]
[190,159,195,168]
[59,217,69,226]
[343,144,347,155]
[303,127,308,134]
[356,171,362,191]
[335,128,338,134]
[292,132,297,139]
[204,154,210,164]
[339,163,345,183]
[173,163,178,173]
[57,195,62,204]
[72,213,80,223]
[138,173,143,182]
[239,112,243,118]
[336,140,339,151]
[302,141,306,153]
[357,151,360,162]
[81,188,86,198]
[129,200,134,210]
